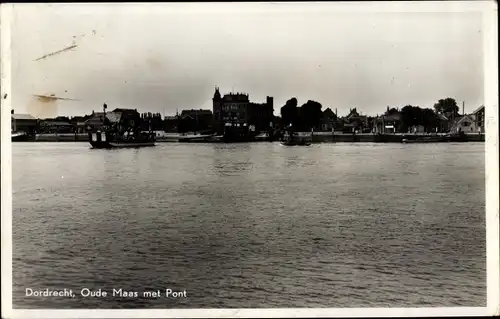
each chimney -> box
[11,109,14,115]
[462,101,465,116]
[266,96,274,109]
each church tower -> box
[213,86,221,101]
[213,86,222,115]
[213,86,222,132]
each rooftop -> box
[12,114,37,120]
[181,109,213,115]
[223,93,250,102]
[472,105,485,114]
[41,120,72,126]
[105,112,122,123]
[437,113,448,121]
[381,113,401,121]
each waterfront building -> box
[320,108,338,131]
[436,113,450,132]
[374,112,402,134]
[449,114,477,133]
[408,125,426,134]
[85,112,106,131]
[69,116,91,133]
[139,113,164,131]
[178,109,213,133]
[472,105,485,133]
[39,120,74,134]
[11,112,37,134]
[85,107,142,132]
[74,121,87,133]
[343,108,371,133]
[212,87,274,134]
[163,115,179,133]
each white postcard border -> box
[1,1,498,318]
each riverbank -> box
[11,132,485,143]
[11,134,87,142]
[310,132,485,143]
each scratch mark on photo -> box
[34,44,78,62]
[33,94,80,102]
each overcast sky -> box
[10,2,487,118]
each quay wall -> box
[34,133,88,142]
[310,133,485,143]
[13,133,485,143]
[310,133,400,143]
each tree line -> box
[280,98,326,131]
[399,98,460,132]
[280,96,461,132]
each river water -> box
[12,142,486,308]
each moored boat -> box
[281,139,312,146]
[402,136,447,143]
[12,131,30,142]
[280,127,312,146]
[401,132,467,143]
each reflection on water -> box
[12,142,485,308]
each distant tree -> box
[421,108,438,131]
[433,98,459,116]
[401,105,418,132]
[401,105,439,132]
[280,97,299,128]
[385,107,399,115]
[299,100,323,131]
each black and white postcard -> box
[1,1,498,318]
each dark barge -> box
[401,132,468,143]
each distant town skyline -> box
[9,2,486,118]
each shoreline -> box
[11,133,485,143]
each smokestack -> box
[462,101,465,116]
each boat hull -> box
[402,138,447,143]
[12,133,31,142]
[281,141,312,146]
[90,141,155,149]
[88,132,155,149]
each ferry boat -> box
[88,104,156,149]
[89,131,156,148]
